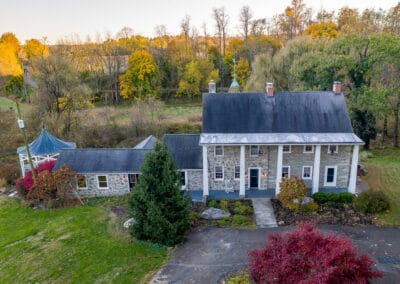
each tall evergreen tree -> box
[128,142,190,246]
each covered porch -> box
[189,189,276,202]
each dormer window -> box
[215,145,224,156]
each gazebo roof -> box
[17,128,76,156]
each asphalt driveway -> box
[152,226,400,283]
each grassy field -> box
[0,96,15,111]
[0,195,168,283]
[361,149,400,226]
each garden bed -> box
[190,199,256,229]
[271,199,375,226]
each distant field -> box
[361,149,400,226]
[0,196,167,283]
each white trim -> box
[312,145,321,194]
[283,145,291,153]
[282,166,291,178]
[348,145,359,193]
[214,145,224,157]
[77,174,88,189]
[234,165,240,180]
[97,175,109,189]
[248,167,261,189]
[202,145,209,196]
[214,165,224,180]
[303,145,314,153]
[324,166,337,187]
[250,145,259,157]
[327,145,339,154]
[302,166,313,180]
[276,145,283,194]
[239,145,245,196]
[200,133,364,145]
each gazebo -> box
[17,128,76,176]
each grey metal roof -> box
[133,135,157,150]
[202,92,354,134]
[164,134,202,169]
[200,133,364,145]
[53,148,150,174]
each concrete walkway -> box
[251,198,277,228]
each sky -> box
[0,0,398,44]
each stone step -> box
[251,198,278,228]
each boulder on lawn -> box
[123,218,137,228]
[301,196,314,206]
[358,164,367,176]
[201,207,231,220]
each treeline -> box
[0,0,399,148]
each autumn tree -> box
[0,32,22,77]
[304,22,338,39]
[239,6,252,42]
[278,0,312,41]
[235,58,250,87]
[119,50,159,99]
[176,60,202,99]
[24,39,49,60]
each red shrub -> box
[248,222,383,283]
[16,160,56,192]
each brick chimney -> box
[333,81,342,94]
[266,82,274,97]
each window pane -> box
[283,145,290,152]
[303,167,311,178]
[327,168,335,182]
[129,174,138,188]
[282,167,289,178]
[77,175,86,188]
[215,166,223,179]
[305,145,313,152]
[98,176,108,188]
[329,145,337,153]
[251,145,259,155]
[234,166,240,179]
[180,171,186,186]
[215,146,223,156]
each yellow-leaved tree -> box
[0,32,22,76]
[119,50,159,99]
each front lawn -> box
[0,195,167,283]
[362,149,400,226]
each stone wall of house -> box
[186,170,203,190]
[204,144,354,192]
[77,174,130,198]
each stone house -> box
[54,81,363,199]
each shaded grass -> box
[0,197,167,283]
[362,149,400,226]
[0,96,15,111]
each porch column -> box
[202,145,209,196]
[348,145,359,194]
[19,155,26,177]
[239,145,245,197]
[312,145,321,194]
[276,145,283,194]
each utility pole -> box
[16,101,36,181]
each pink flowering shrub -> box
[249,222,383,283]
[16,160,56,195]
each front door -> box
[250,168,259,189]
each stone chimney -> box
[208,80,216,94]
[333,81,342,94]
[266,82,274,97]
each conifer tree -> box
[128,142,190,246]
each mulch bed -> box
[271,199,375,226]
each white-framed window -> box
[302,166,312,179]
[234,165,240,179]
[129,174,140,189]
[283,145,291,153]
[324,166,337,186]
[97,175,108,188]
[214,145,224,156]
[180,171,187,188]
[250,145,259,156]
[328,145,338,154]
[77,175,87,189]
[215,166,224,180]
[303,145,314,153]
[282,166,290,178]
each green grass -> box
[0,96,15,111]
[0,196,168,283]
[362,149,400,226]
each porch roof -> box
[199,133,364,145]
